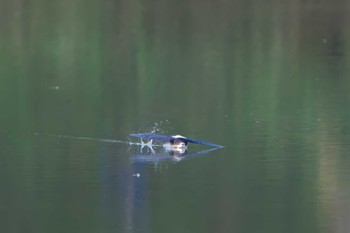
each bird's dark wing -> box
[129,133,223,148]
[180,137,223,148]
[129,133,173,142]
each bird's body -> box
[129,133,222,149]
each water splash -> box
[150,120,172,134]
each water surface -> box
[1,0,350,232]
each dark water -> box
[1,0,350,232]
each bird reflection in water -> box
[130,146,222,165]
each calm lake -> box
[1,0,350,232]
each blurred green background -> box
[1,0,350,232]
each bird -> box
[129,133,223,150]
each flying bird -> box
[129,133,223,149]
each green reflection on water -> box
[1,0,350,232]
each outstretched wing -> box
[182,137,223,148]
[129,133,173,142]
[129,133,223,148]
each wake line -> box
[32,132,163,147]
[33,132,131,144]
